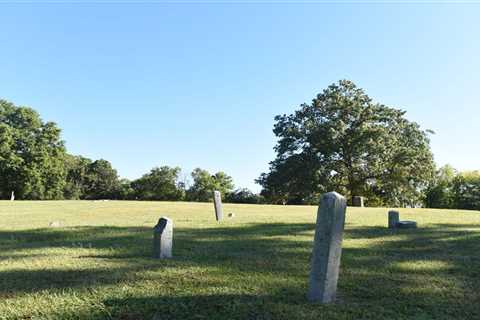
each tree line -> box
[2,80,480,210]
[426,165,480,210]
[0,99,262,203]
[64,158,264,203]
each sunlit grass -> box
[0,201,479,319]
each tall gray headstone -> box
[213,190,223,221]
[153,217,173,259]
[308,192,347,303]
[388,210,400,229]
[352,196,364,207]
[10,191,14,201]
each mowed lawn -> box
[0,201,479,320]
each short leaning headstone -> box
[10,191,14,201]
[153,217,173,259]
[213,190,223,221]
[308,191,347,303]
[352,196,364,207]
[388,210,400,229]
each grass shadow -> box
[0,222,479,319]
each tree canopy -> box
[426,166,480,210]
[186,168,234,202]
[425,164,457,209]
[6,94,480,209]
[82,159,121,200]
[453,171,480,210]
[257,80,435,206]
[132,166,184,201]
[0,99,67,199]
[226,188,264,204]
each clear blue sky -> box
[1,2,479,191]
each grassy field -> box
[0,201,479,320]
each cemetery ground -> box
[0,202,479,320]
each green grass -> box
[0,201,479,320]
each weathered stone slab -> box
[388,210,400,229]
[153,217,173,259]
[10,191,14,201]
[352,196,364,207]
[213,190,223,221]
[308,191,347,303]
[228,213,235,218]
[388,211,417,229]
[396,221,417,229]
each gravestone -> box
[213,190,223,221]
[396,221,417,229]
[228,212,235,218]
[388,211,418,229]
[10,191,14,201]
[153,217,173,259]
[49,221,63,228]
[388,210,400,229]
[352,196,364,207]
[308,191,347,303]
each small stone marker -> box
[396,221,417,229]
[308,191,347,303]
[48,221,63,228]
[388,210,400,229]
[352,196,364,207]
[388,210,417,229]
[153,217,173,259]
[213,190,223,221]
[10,191,14,201]
[228,212,235,218]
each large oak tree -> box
[257,80,435,206]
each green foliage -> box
[63,155,92,199]
[452,171,480,210]
[117,178,136,200]
[426,166,480,210]
[0,99,67,199]
[186,168,234,202]
[82,159,121,200]
[426,165,457,209]
[0,98,246,203]
[64,156,129,200]
[226,188,264,204]
[258,80,436,206]
[131,166,184,201]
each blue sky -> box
[1,2,479,191]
